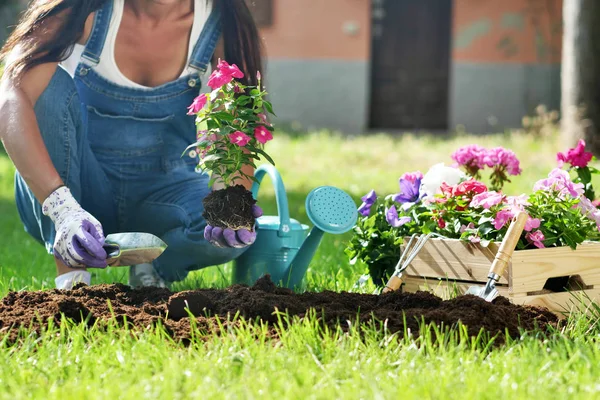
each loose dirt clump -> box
[0,275,558,345]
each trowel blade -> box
[103,232,167,267]
[466,280,499,302]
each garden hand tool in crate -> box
[466,211,528,301]
[381,232,445,294]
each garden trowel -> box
[466,211,528,302]
[103,232,167,267]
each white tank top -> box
[61,0,212,89]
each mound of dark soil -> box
[0,275,558,345]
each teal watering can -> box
[233,164,358,289]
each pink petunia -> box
[254,126,273,144]
[470,191,505,209]
[400,171,424,184]
[187,94,208,115]
[526,230,545,248]
[534,168,585,198]
[228,131,251,146]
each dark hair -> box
[1,0,263,85]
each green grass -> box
[2,129,600,399]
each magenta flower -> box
[257,113,270,125]
[254,126,273,144]
[385,206,411,228]
[207,70,234,90]
[469,191,505,209]
[557,139,593,168]
[217,59,244,79]
[228,131,251,146]
[358,190,377,216]
[483,147,522,175]
[451,144,486,169]
[526,230,545,249]
[187,94,208,115]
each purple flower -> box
[385,206,411,228]
[392,176,422,204]
[358,189,377,216]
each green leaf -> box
[263,101,276,116]
[248,145,275,165]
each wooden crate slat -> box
[510,242,600,294]
[402,238,508,283]
[511,288,600,316]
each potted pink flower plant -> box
[185,60,276,232]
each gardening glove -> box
[204,204,263,248]
[42,186,108,269]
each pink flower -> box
[257,71,262,81]
[483,147,522,175]
[207,59,245,89]
[229,131,251,146]
[524,217,540,232]
[493,209,513,230]
[534,168,584,198]
[400,171,424,184]
[470,191,505,209]
[207,70,234,90]
[217,59,244,79]
[526,230,545,249]
[257,113,271,126]
[577,196,600,230]
[505,194,530,208]
[451,144,486,169]
[469,235,481,244]
[557,139,593,168]
[254,126,273,144]
[187,94,208,115]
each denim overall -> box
[15,0,245,282]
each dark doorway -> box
[369,0,453,130]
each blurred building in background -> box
[0,0,563,134]
[252,0,562,134]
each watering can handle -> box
[251,164,292,237]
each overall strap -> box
[188,7,222,74]
[81,0,114,66]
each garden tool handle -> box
[382,275,403,294]
[251,164,292,237]
[489,211,528,277]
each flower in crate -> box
[357,190,377,216]
[533,168,584,199]
[420,163,466,198]
[469,191,505,209]
[557,139,593,168]
[451,144,486,178]
[525,230,546,249]
[385,205,411,227]
[392,171,423,206]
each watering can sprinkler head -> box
[233,164,358,289]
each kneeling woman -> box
[0,0,263,289]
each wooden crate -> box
[400,238,600,316]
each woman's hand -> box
[204,204,263,248]
[42,186,107,268]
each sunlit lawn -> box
[1,128,600,399]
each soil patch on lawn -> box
[0,275,558,345]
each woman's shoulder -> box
[77,12,97,46]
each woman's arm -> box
[0,12,94,203]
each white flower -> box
[420,163,466,198]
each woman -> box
[0,0,263,289]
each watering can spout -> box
[283,228,325,289]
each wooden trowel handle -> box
[382,275,403,294]
[489,211,528,277]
